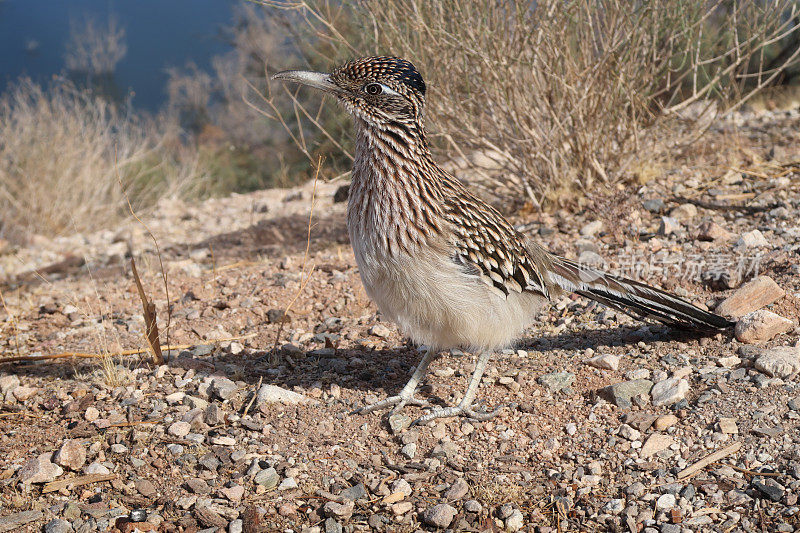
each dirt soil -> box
[1,108,800,533]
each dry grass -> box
[254,0,800,209]
[0,79,210,242]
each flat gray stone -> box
[0,510,43,532]
[651,378,689,406]
[754,346,800,379]
[256,384,315,405]
[537,371,575,393]
[601,379,654,408]
[254,467,279,490]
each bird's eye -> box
[364,83,383,95]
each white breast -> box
[348,223,546,352]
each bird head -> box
[271,56,426,129]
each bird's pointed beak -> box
[271,70,338,93]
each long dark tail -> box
[548,256,734,331]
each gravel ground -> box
[1,109,800,532]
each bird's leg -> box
[352,347,435,415]
[413,351,501,425]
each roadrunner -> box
[272,57,733,423]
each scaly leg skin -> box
[413,351,501,425]
[351,347,435,415]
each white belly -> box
[351,238,546,352]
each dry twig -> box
[677,442,742,480]
[130,256,163,365]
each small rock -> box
[44,518,72,533]
[752,479,784,502]
[53,439,87,471]
[388,413,411,435]
[653,414,678,431]
[256,384,315,405]
[84,462,110,475]
[400,443,416,459]
[505,509,524,531]
[717,356,742,368]
[186,478,210,495]
[254,467,279,490]
[205,404,223,425]
[604,499,625,514]
[135,479,157,497]
[735,310,794,343]
[0,374,20,394]
[369,324,392,338]
[422,504,457,528]
[651,378,689,407]
[751,426,783,438]
[585,354,620,371]
[210,436,236,446]
[18,453,63,484]
[390,502,413,516]
[537,371,575,393]
[601,379,654,408]
[656,493,676,510]
[736,229,769,247]
[669,203,697,221]
[12,386,38,401]
[697,221,733,241]
[84,406,100,422]
[323,500,354,520]
[788,397,800,411]
[0,511,43,531]
[753,346,800,379]
[619,424,641,441]
[220,484,245,502]
[580,220,603,237]
[340,483,367,502]
[210,377,238,400]
[325,518,342,533]
[718,417,738,434]
[642,198,665,212]
[168,421,191,438]
[498,504,515,519]
[626,482,646,497]
[716,276,785,317]
[658,216,681,235]
[165,392,185,405]
[445,478,469,500]
[278,477,298,491]
[464,500,482,513]
[641,434,674,458]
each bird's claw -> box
[351,393,428,416]
[412,402,502,425]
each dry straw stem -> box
[253,0,800,208]
[117,146,172,363]
[130,256,164,365]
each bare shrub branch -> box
[64,15,127,75]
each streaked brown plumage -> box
[273,57,733,423]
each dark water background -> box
[0,0,237,111]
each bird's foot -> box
[413,401,502,425]
[351,393,428,416]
